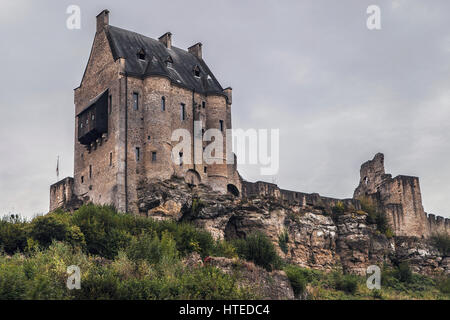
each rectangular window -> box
[219,120,224,132]
[204,167,207,173]
[152,151,157,162]
[133,93,139,110]
[147,135,151,141]
[108,95,112,114]
[135,147,140,162]
[109,152,112,166]
[81,176,84,184]
[202,101,206,109]
[180,103,186,121]
[179,152,183,166]
[89,165,92,179]
[161,96,166,111]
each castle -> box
[50,10,241,214]
[50,10,448,239]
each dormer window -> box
[165,56,173,68]
[193,65,201,77]
[137,48,146,60]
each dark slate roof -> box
[105,25,224,95]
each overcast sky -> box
[1,0,449,218]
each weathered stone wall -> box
[73,26,124,211]
[241,180,361,213]
[427,213,450,236]
[50,177,75,212]
[353,153,449,238]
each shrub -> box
[233,232,281,271]
[29,215,71,248]
[332,272,358,294]
[438,277,450,294]
[431,233,450,256]
[278,230,289,254]
[284,265,307,296]
[395,262,413,283]
[332,201,345,215]
[0,215,28,254]
[359,197,391,236]
[72,204,131,258]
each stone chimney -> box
[188,43,203,59]
[96,9,110,33]
[223,87,232,105]
[159,32,172,49]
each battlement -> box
[426,213,449,236]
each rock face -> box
[136,178,449,276]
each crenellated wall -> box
[426,213,450,236]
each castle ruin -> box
[50,10,448,239]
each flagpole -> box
[56,156,60,182]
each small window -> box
[109,152,112,166]
[179,152,183,166]
[108,95,112,114]
[219,120,224,132]
[193,65,201,77]
[91,114,95,121]
[80,123,83,129]
[81,176,84,184]
[133,93,139,110]
[137,49,146,60]
[135,147,141,162]
[89,165,92,179]
[180,103,186,121]
[202,101,206,109]
[161,96,166,111]
[147,135,151,141]
[204,167,207,173]
[152,151,157,162]
[165,56,173,68]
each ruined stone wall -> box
[378,175,429,237]
[241,180,361,212]
[49,177,75,212]
[353,153,449,238]
[427,213,450,236]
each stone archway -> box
[185,169,201,186]
[227,184,240,197]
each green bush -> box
[0,215,28,254]
[233,232,281,271]
[284,265,307,296]
[72,204,132,258]
[438,277,450,294]
[332,272,358,294]
[395,262,413,283]
[30,215,70,248]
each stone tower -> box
[50,10,241,213]
[354,153,430,237]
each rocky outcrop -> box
[207,257,295,300]
[136,178,449,276]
